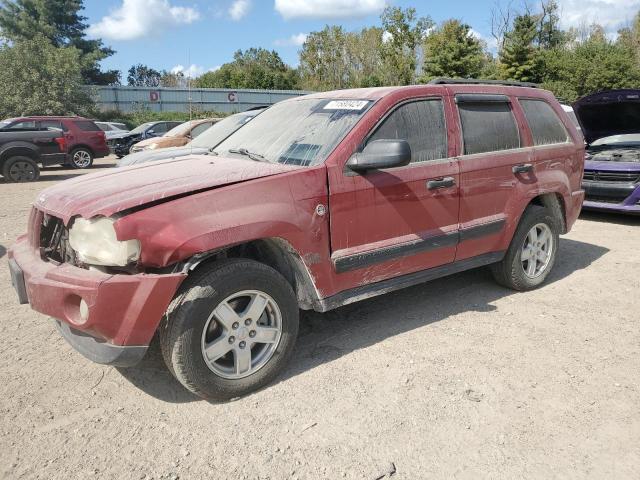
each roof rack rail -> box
[428,77,539,88]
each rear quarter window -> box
[458,100,520,155]
[73,120,101,132]
[520,99,570,146]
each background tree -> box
[195,48,298,90]
[0,0,118,85]
[298,26,385,90]
[420,20,485,81]
[540,29,640,101]
[380,6,432,85]
[617,11,640,67]
[160,70,186,88]
[0,35,93,117]
[500,13,541,82]
[536,0,565,49]
[127,64,162,87]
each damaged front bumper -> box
[8,234,186,367]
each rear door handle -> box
[512,164,533,174]
[427,176,456,190]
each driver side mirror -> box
[346,139,411,172]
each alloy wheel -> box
[520,223,554,278]
[201,290,283,379]
[72,150,92,168]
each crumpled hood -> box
[573,89,640,144]
[35,155,301,223]
[117,145,208,167]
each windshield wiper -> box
[227,147,268,162]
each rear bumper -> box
[8,234,186,364]
[94,145,110,159]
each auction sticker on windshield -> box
[324,100,369,111]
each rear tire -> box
[491,205,560,291]
[2,156,40,182]
[69,147,93,169]
[159,259,299,401]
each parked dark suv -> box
[0,117,109,169]
[9,80,585,401]
[108,121,183,158]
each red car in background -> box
[0,116,109,169]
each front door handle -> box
[512,164,533,174]
[427,176,456,190]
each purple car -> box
[574,89,640,214]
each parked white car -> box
[95,121,130,140]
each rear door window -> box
[151,123,168,134]
[190,122,212,138]
[74,120,101,131]
[520,99,569,145]
[457,97,520,155]
[367,98,448,163]
[39,120,65,131]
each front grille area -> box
[583,171,640,183]
[39,214,76,264]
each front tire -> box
[69,147,94,169]
[2,156,40,182]
[160,259,299,401]
[491,205,560,291]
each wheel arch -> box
[528,192,567,233]
[0,145,39,164]
[181,237,321,310]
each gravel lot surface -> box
[1,157,639,479]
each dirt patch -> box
[1,158,639,479]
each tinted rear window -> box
[40,120,65,131]
[458,100,520,155]
[368,99,447,163]
[520,99,569,145]
[74,120,101,131]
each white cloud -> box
[229,0,252,21]
[88,0,199,41]
[275,0,385,20]
[274,32,308,46]
[171,64,209,78]
[382,30,393,43]
[558,0,639,34]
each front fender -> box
[114,168,331,275]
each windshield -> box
[213,98,371,166]
[190,112,256,148]
[165,121,197,138]
[130,122,155,135]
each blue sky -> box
[83,0,639,78]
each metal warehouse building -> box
[91,86,312,113]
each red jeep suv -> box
[9,80,585,400]
[1,116,109,169]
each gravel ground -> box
[1,157,639,479]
